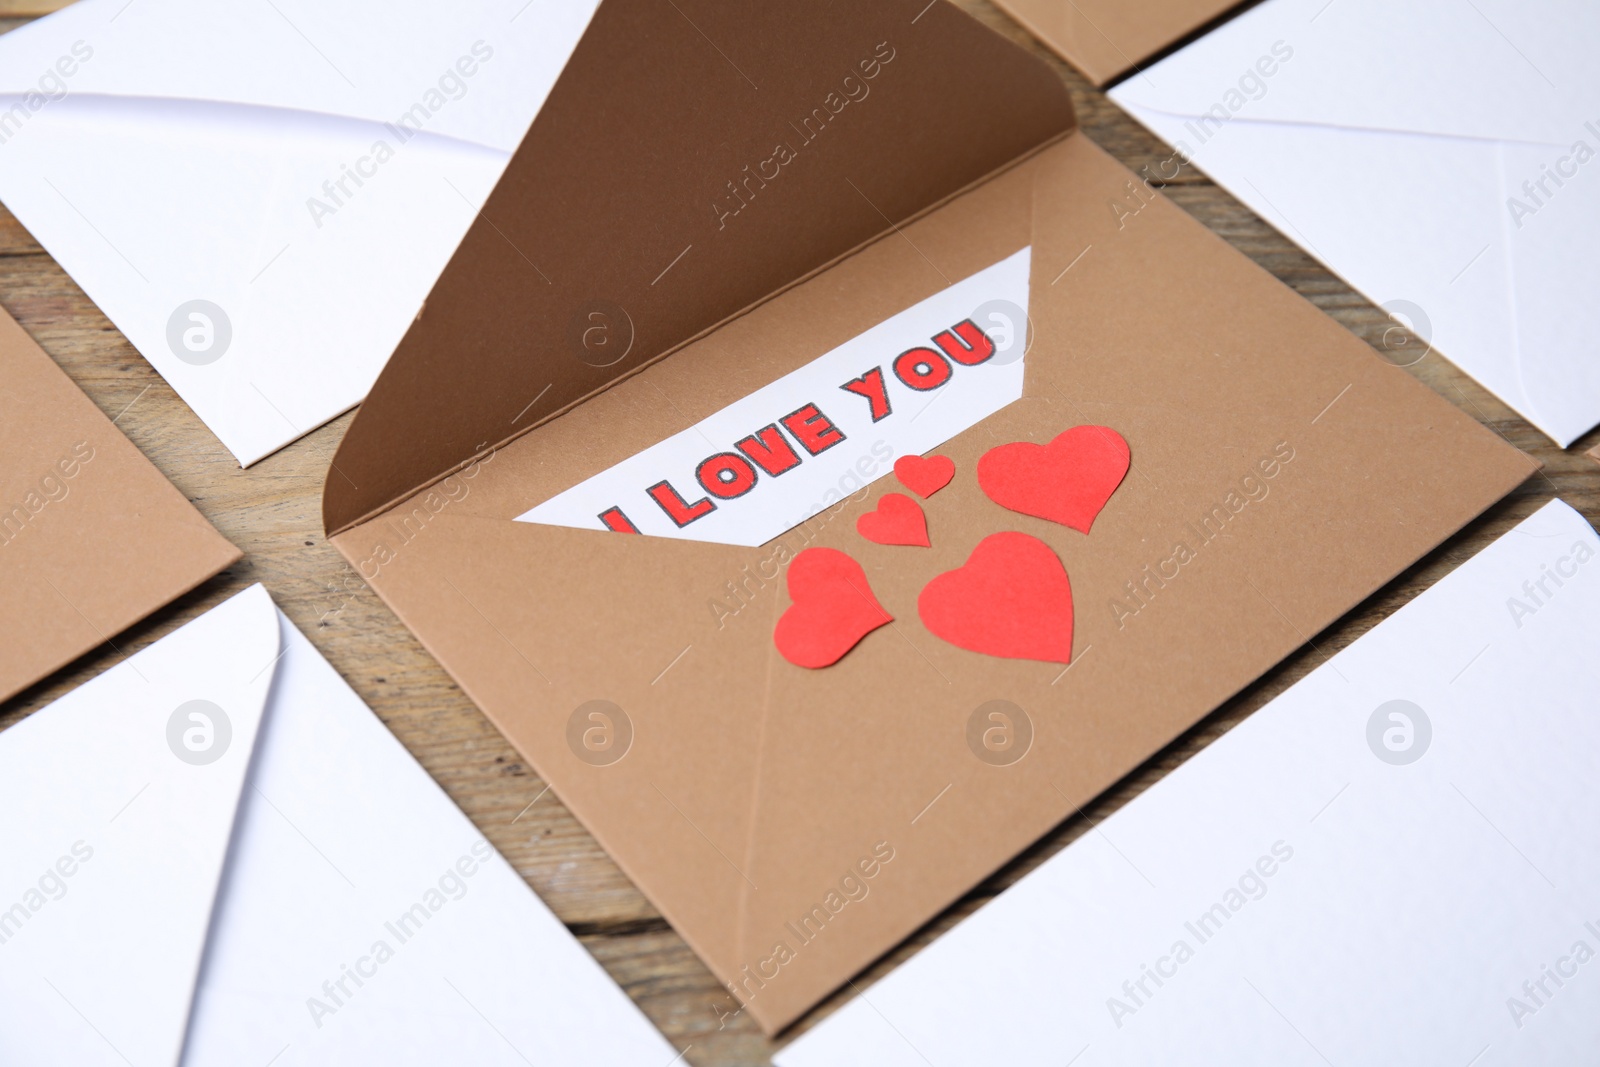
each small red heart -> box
[894,454,955,499]
[977,426,1130,533]
[918,532,1073,664]
[775,548,894,669]
[857,493,930,547]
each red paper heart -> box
[977,426,1130,533]
[856,493,930,547]
[894,454,955,499]
[775,548,893,669]
[918,532,1073,664]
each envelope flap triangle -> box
[0,306,240,702]
[0,0,600,151]
[0,585,280,1067]
[323,0,1075,535]
[333,513,774,923]
[1110,0,1598,147]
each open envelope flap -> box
[323,0,1077,533]
[0,584,277,1067]
[990,0,1244,87]
[1110,0,1599,145]
[333,133,1537,1031]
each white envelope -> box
[0,585,680,1066]
[0,0,598,465]
[1109,0,1600,448]
[779,499,1600,1066]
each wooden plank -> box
[0,3,1596,1063]
[0,204,44,256]
[0,0,73,15]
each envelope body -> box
[321,0,1536,1033]
[329,135,1535,1030]
[0,306,238,702]
[1111,0,1600,447]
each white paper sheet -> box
[0,0,598,464]
[779,499,1600,1067]
[517,247,1031,546]
[1109,0,1600,447]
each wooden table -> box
[3,3,1596,1063]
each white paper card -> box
[779,499,1600,1067]
[517,247,1031,546]
[1109,0,1600,447]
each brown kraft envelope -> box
[321,0,1536,1032]
[0,307,239,703]
[992,0,1247,86]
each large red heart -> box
[894,454,955,499]
[918,532,1073,664]
[775,548,893,669]
[977,426,1130,533]
[857,493,930,547]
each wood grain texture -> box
[1,3,1596,1064]
[0,1,72,14]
